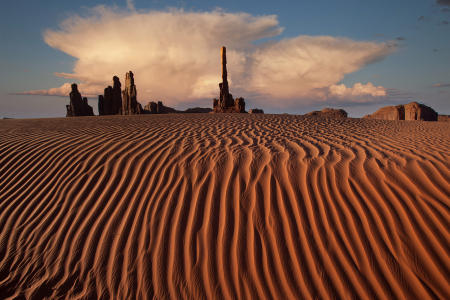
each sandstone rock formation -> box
[249,108,264,114]
[364,105,404,120]
[144,101,177,114]
[213,47,246,113]
[122,71,141,115]
[306,108,347,118]
[66,84,94,117]
[364,102,437,121]
[404,102,438,120]
[99,76,123,115]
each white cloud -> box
[18,83,72,97]
[328,82,387,103]
[28,7,395,109]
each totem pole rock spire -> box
[213,46,246,113]
[221,46,229,96]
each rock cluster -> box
[66,84,94,117]
[97,72,143,116]
[67,67,242,117]
[99,76,122,115]
[364,102,438,121]
[213,47,246,113]
[306,108,347,118]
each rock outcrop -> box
[142,102,213,114]
[404,102,438,121]
[122,71,141,115]
[249,108,264,114]
[306,108,347,118]
[184,107,213,113]
[364,105,404,120]
[364,102,437,121]
[66,84,94,117]
[144,101,177,114]
[213,47,246,113]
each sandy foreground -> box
[0,114,449,299]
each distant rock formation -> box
[306,108,347,118]
[144,101,177,114]
[364,102,437,121]
[66,84,94,117]
[249,108,264,114]
[213,47,246,113]
[122,71,142,115]
[99,76,122,115]
[364,105,404,120]
[184,107,213,113]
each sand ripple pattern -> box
[0,114,449,299]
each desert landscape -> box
[1,1,450,299]
[0,113,449,299]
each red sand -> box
[0,114,449,299]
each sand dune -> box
[0,114,449,299]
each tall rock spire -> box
[221,46,229,96]
[121,71,141,115]
[213,46,246,113]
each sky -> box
[0,0,449,118]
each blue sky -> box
[0,0,449,118]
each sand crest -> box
[0,114,449,299]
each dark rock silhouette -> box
[122,71,141,115]
[213,46,246,113]
[142,101,212,114]
[306,108,347,118]
[111,76,123,114]
[364,102,437,121]
[249,108,264,114]
[98,95,105,115]
[184,107,213,113]
[66,84,94,117]
[99,76,123,115]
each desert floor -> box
[0,114,449,299]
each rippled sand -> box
[0,114,449,299]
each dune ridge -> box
[0,114,449,299]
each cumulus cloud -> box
[29,6,395,108]
[18,83,72,97]
[328,82,386,102]
[18,81,103,97]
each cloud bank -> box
[32,6,395,109]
